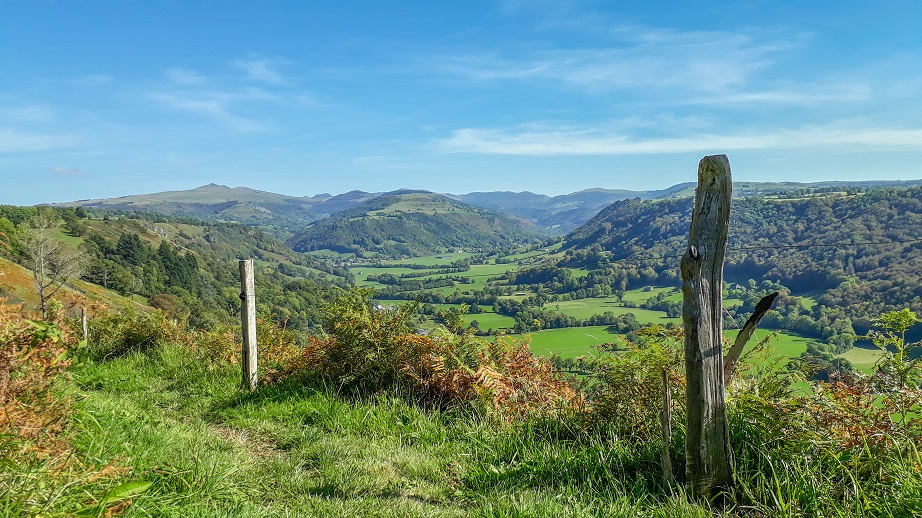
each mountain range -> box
[53,178,922,238]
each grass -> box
[42,342,733,517]
[387,252,477,266]
[519,326,622,359]
[838,341,884,373]
[544,298,678,324]
[0,256,145,313]
[464,311,515,331]
[516,325,815,364]
[737,329,813,366]
[9,327,920,516]
[621,287,677,304]
[353,258,515,294]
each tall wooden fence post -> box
[681,155,734,498]
[239,259,258,391]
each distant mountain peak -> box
[386,189,432,196]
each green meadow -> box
[514,326,817,365]
[838,342,884,373]
[543,298,678,324]
[463,311,515,331]
[518,326,622,359]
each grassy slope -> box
[47,339,916,517]
[59,343,725,517]
[0,256,145,313]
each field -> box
[519,326,622,358]
[620,286,676,303]
[463,311,515,331]
[0,256,146,313]
[515,325,816,364]
[350,254,871,376]
[353,256,516,294]
[838,342,884,373]
[543,298,678,323]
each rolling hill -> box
[0,205,350,330]
[287,191,546,257]
[453,180,922,233]
[53,184,378,236]
[561,186,922,325]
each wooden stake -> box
[81,306,88,342]
[660,367,674,487]
[681,155,734,498]
[239,259,258,391]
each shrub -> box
[86,308,185,360]
[476,338,585,423]
[0,299,79,460]
[271,288,583,421]
[586,325,685,442]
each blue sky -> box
[2,1,921,205]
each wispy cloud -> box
[437,123,922,156]
[0,128,74,152]
[0,105,55,123]
[70,74,113,86]
[51,166,86,176]
[151,88,278,131]
[688,87,870,105]
[234,57,285,84]
[436,30,783,93]
[167,68,207,85]
[426,26,485,45]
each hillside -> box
[0,255,147,314]
[562,186,922,325]
[287,191,546,257]
[454,179,922,233]
[0,206,349,331]
[53,184,378,236]
[454,188,649,234]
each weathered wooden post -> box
[81,306,88,342]
[239,259,258,391]
[660,368,674,487]
[681,155,733,498]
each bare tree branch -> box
[20,214,86,319]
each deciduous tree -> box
[20,214,86,319]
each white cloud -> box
[70,74,113,86]
[688,87,869,105]
[437,123,922,156]
[51,166,86,176]
[0,128,74,152]
[151,88,278,131]
[0,105,55,123]
[234,57,285,84]
[435,27,785,94]
[167,68,207,85]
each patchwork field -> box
[350,254,873,374]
